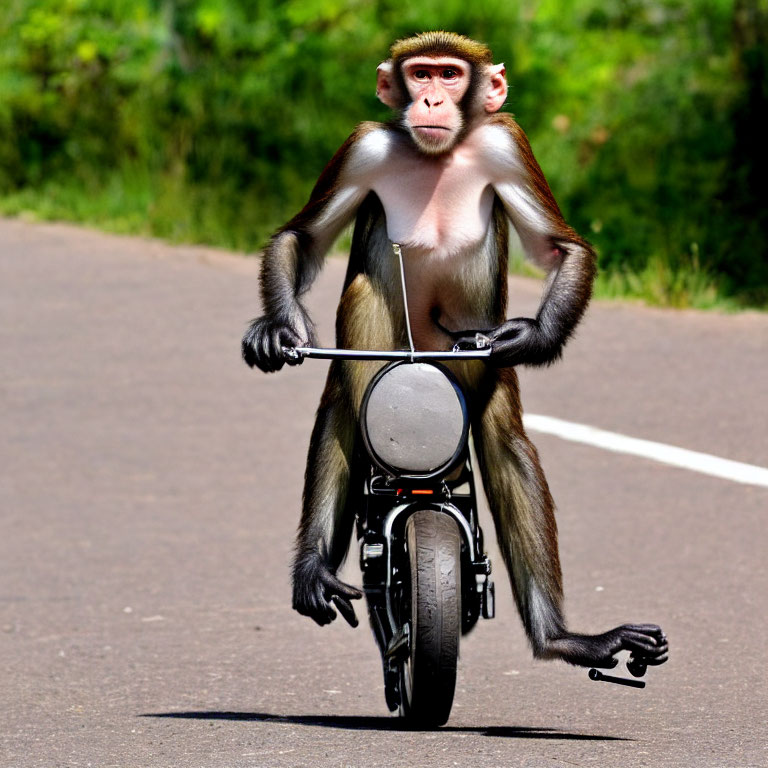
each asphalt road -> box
[1,218,766,768]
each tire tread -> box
[403,510,461,726]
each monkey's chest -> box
[372,162,495,252]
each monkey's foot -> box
[292,555,363,627]
[548,623,668,669]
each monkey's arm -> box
[457,116,597,367]
[242,126,377,372]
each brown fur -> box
[390,31,493,69]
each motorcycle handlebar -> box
[283,346,493,362]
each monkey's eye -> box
[413,70,430,80]
[442,68,459,80]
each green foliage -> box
[0,0,766,306]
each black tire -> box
[400,509,461,727]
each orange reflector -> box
[412,489,434,495]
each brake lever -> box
[588,668,646,689]
[451,332,492,354]
[282,346,303,361]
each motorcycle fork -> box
[357,472,494,710]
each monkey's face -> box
[400,57,471,155]
[377,51,508,156]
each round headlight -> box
[360,361,468,479]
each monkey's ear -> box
[376,60,403,108]
[484,63,508,113]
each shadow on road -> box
[141,711,630,740]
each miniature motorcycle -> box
[285,342,495,727]
[280,244,651,725]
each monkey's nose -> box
[424,97,444,108]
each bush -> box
[1,0,765,306]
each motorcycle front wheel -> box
[400,509,462,727]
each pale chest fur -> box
[350,129,505,345]
[369,138,496,254]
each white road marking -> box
[523,414,768,489]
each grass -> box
[0,174,156,238]
[510,245,748,312]
[0,170,278,252]
[592,256,742,311]
[1,181,759,312]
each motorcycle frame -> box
[357,456,494,683]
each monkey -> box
[242,32,668,670]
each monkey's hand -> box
[241,310,315,373]
[551,624,669,668]
[451,318,561,367]
[292,553,363,627]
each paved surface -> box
[1,218,766,767]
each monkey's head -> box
[376,31,508,156]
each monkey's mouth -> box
[413,125,453,141]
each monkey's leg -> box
[292,361,364,627]
[473,369,668,668]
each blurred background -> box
[0,0,766,308]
